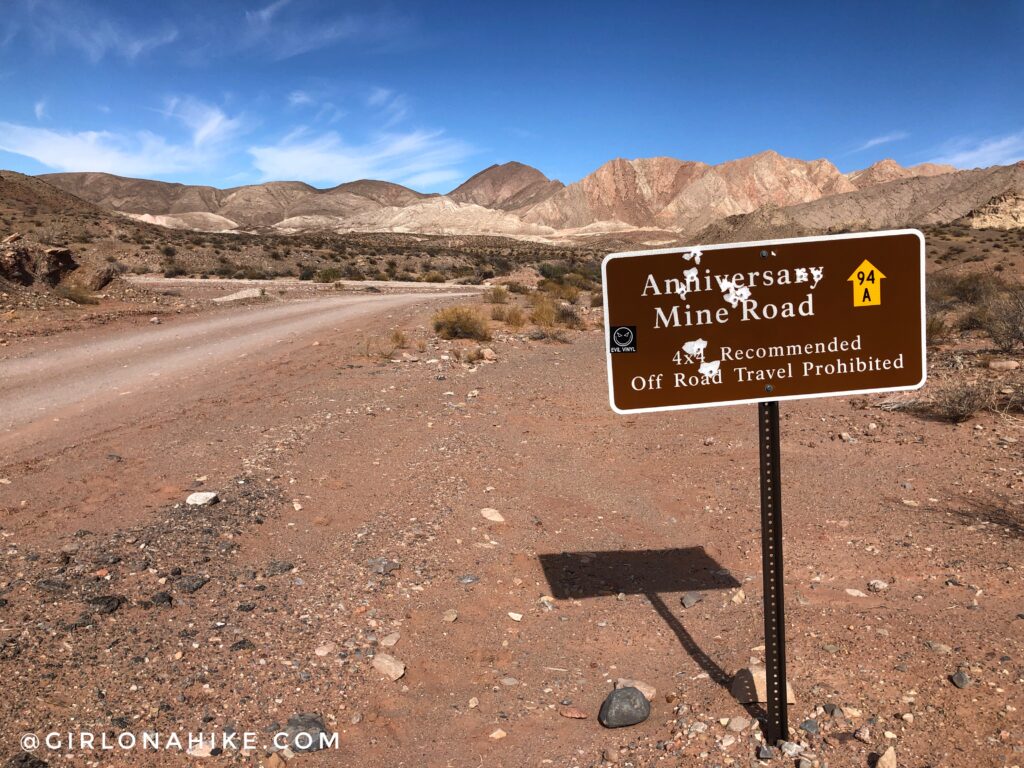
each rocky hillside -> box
[34,154,1024,242]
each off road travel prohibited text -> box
[601,230,926,413]
[600,229,926,745]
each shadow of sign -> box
[538,548,765,721]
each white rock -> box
[507,612,523,622]
[868,579,889,592]
[877,745,897,768]
[372,653,406,681]
[845,588,868,598]
[186,492,219,506]
[489,728,507,740]
[379,632,400,648]
[314,642,336,657]
[442,609,458,623]
[480,508,505,522]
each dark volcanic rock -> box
[598,687,650,728]
[177,575,209,594]
[283,713,332,752]
[265,561,295,577]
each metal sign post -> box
[757,401,787,744]
[600,230,927,748]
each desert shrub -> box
[926,313,951,346]
[951,273,1006,305]
[422,271,446,283]
[56,285,99,305]
[538,262,568,280]
[162,264,186,278]
[530,295,558,327]
[590,293,603,308]
[556,304,586,329]
[491,305,525,327]
[484,286,509,304]
[932,380,992,423]
[433,306,491,341]
[298,265,316,281]
[505,281,530,294]
[390,329,408,348]
[979,289,1024,353]
[539,280,580,304]
[160,244,177,258]
[315,267,343,283]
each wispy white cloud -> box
[249,128,473,188]
[367,87,408,127]
[241,3,411,60]
[34,99,47,120]
[853,131,909,153]
[0,122,211,176]
[160,97,245,147]
[288,90,314,107]
[929,131,1024,168]
[10,0,177,62]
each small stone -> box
[868,579,889,592]
[489,728,507,740]
[950,670,971,689]
[442,609,458,623]
[265,561,295,577]
[901,713,914,724]
[314,642,337,657]
[379,632,400,648]
[901,499,919,507]
[726,716,749,732]
[459,574,479,585]
[822,703,842,717]
[926,641,952,654]
[854,726,871,743]
[507,612,523,622]
[615,678,656,702]
[719,734,736,748]
[150,316,161,324]
[186,492,219,506]
[500,676,519,686]
[877,745,897,768]
[468,697,479,708]
[480,347,497,361]
[560,706,588,719]
[799,718,819,734]
[367,558,400,575]
[230,638,255,652]
[177,575,209,594]
[845,588,868,598]
[989,360,1020,371]
[266,754,286,768]
[283,713,331,753]
[151,591,173,607]
[681,591,703,609]
[480,508,505,523]
[372,653,406,681]
[757,744,776,759]
[598,687,650,728]
[731,589,745,604]
[779,741,803,757]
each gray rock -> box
[780,741,803,757]
[800,718,819,734]
[681,591,703,609]
[177,575,209,594]
[822,703,842,717]
[598,687,650,728]
[950,670,971,689]
[283,713,331,753]
[265,561,295,577]
[367,558,400,575]
[458,574,479,585]
[757,744,775,759]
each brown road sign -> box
[602,229,926,413]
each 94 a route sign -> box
[601,229,926,413]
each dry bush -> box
[483,286,509,304]
[926,312,951,347]
[590,293,604,308]
[390,329,408,349]
[931,380,992,423]
[505,281,530,294]
[491,305,525,327]
[979,289,1024,353]
[433,306,491,341]
[556,304,586,329]
[539,280,580,304]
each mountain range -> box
[36,152,1024,242]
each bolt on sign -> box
[601,230,926,413]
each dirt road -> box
[0,295,1021,768]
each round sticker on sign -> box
[609,326,637,353]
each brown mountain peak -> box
[448,161,562,211]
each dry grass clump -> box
[931,379,992,423]
[56,284,99,305]
[530,295,558,327]
[433,306,491,341]
[556,304,586,329]
[390,329,408,348]
[491,304,525,327]
[483,286,509,304]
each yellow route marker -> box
[848,259,885,307]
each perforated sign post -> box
[601,230,926,744]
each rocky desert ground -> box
[1,163,1024,768]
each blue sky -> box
[1,0,1022,192]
